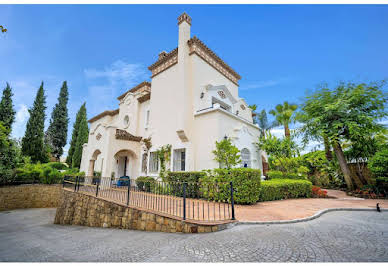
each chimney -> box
[177,12,191,52]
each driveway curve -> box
[0,208,387,262]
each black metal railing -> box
[63,176,235,222]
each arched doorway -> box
[113,149,137,180]
[86,149,102,184]
[241,148,251,168]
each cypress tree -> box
[21,82,49,163]
[66,103,84,166]
[0,83,16,134]
[72,103,88,169]
[45,81,69,161]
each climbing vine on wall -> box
[156,144,172,179]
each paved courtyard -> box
[0,208,387,262]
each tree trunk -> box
[332,141,364,190]
[332,141,354,190]
[323,135,333,161]
[284,124,290,138]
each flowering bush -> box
[311,185,328,198]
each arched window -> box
[241,148,251,168]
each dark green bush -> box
[200,168,261,204]
[135,176,156,192]
[375,177,388,194]
[165,171,206,198]
[259,179,312,202]
[369,148,388,177]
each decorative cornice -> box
[138,92,151,103]
[177,12,192,26]
[148,48,178,77]
[115,129,142,142]
[117,81,151,100]
[88,109,119,123]
[187,36,241,85]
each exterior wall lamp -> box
[200,92,204,99]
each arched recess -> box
[241,148,251,168]
[113,149,137,179]
[87,149,102,177]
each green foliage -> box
[212,138,241,169]
[266,170,306,180]
[256,132,300,160]
[21,82,49,163]
[256,109,278,135]
[45,81,69,160]
[0,83,16,133]
[269,101,298,137]
[297,81,388,189]
[66,103,85,166]
[375,177,388,194]
[72,103,89,168]
[156,144,172,179]
[135,176,156,192]
[369,148,388,178]
[165,171,206,198]
[259,179,312,202]
[298,81,387,146]
[45,162,67,170]
[201,168,261,204]
[0,122,21,184]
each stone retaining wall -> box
[54,189,231,233]
[0,184,62,211]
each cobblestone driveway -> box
[0,208,387,262]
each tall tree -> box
[269,101,298,138]
[45,81,69,161]
[256,109,278,137]
[0,25,7,33]
[298,81,387,190]
[213,137,241,169]
[66,103,85,166]
[72,104,89,168]
[21,82,49,163]
[0,83,16,134]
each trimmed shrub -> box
[266,170,306,180]
[200,168,261,204]
[259,179,312,202]
[165,171,206,198]
[267,170,284,179]
[135,176,156,192]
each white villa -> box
[80,13,267,179]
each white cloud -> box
[84,60,147,116]
[240,80,281,90]
[84,60,146,88]
[12,104,29,139]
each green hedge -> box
[267,170,307,180]
[200,168,261,204]
[259,179,312,202]
[165,171,206,198]
[135,176,156,192]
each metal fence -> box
[63,176,235,222]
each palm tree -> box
[269,101,298,138]
[256,109,278,136]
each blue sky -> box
[1,4,387,155]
